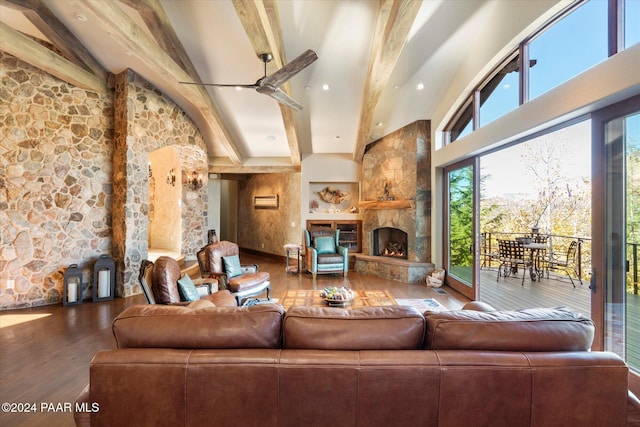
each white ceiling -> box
[1,0,563,171]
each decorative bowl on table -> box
[320,287,354,307]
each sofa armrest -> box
[337,245,348,257]
[629,391,640,425]
[73,384,91,427]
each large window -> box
[444,0,634,145]
[626,0,640,48]
[529,0,608,100]
[479,55,520,127]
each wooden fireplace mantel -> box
[358,199,413,210]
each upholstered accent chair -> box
[304,228,349,278]
[138,256,236,306]
[197,241,271,306]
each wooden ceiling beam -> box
[0,21,106,93]
[118,0,189,73]
[1,0,107,81]
[62,0,242,164]
[232,0,302,167]
[210,164,301,174]
[353,0,422,161]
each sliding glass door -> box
[444,159,479,300]
[592,95,640,380]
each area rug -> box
[395,298,447,312]
[278,289,396,310]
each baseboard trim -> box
[240,247,286,262]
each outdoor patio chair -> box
[546,240,582,287]
[496,239,532,286]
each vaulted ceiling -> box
[0,0,561,173]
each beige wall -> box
[237,173,301,255]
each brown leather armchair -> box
[197,241,271,306]
[138,256,236,306]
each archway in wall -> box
[148,146,182,260]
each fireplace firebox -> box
[372,227,408,259]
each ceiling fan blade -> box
[265,87,304,111]
[260,49,318,89]
[179,82,258,89]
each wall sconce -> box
[166,168,176,186]
[186,170,203,190]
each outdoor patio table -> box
[523,242,548,281]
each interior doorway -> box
[148,146,182,258]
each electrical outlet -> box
[290,221,296,227]
[261,243,265,249]
[6,279,15,290]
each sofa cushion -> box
[112,303,284,349]
[177,274,200,302]
[283,306,425,350]
[424,306,594,351]
[223,255,242,278]
[317,253,343,264]
[227,271,270,292]
[314,236,335,254]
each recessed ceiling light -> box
[235,86,243,91]
[376,122,383,127]
[393,85,399,90]
[416,83,425,90]
[322,84,330,91]
[335,136,341,140]
[265,135,276,141]
[304,85,311,90]
[75,13,88,22]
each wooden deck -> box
[479,266,590,315]
[478,265,639,369]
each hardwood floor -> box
[0,253,467,427]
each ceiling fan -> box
[180,49,318,111]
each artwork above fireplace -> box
[372,227,408,259]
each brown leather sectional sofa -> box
[74,303,631,426]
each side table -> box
[284,244,303,274]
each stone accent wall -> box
[0,54,209,309]
[0,52,113,308]
[361,120,431,263]
[237,173,302,255]
[112,70,208,298]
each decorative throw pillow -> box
[223,255,242,278]
[314,236,335,254]
[177,274,200,302]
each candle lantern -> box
[63,264,83,306]
[93,255,115,302]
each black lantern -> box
[93,255,115,302]
[63,264,83,306]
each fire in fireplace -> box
[372,227,408,259]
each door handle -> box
[589,267,596,292]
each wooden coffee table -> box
[278,289,396,310]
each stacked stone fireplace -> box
[354,120,434,283]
